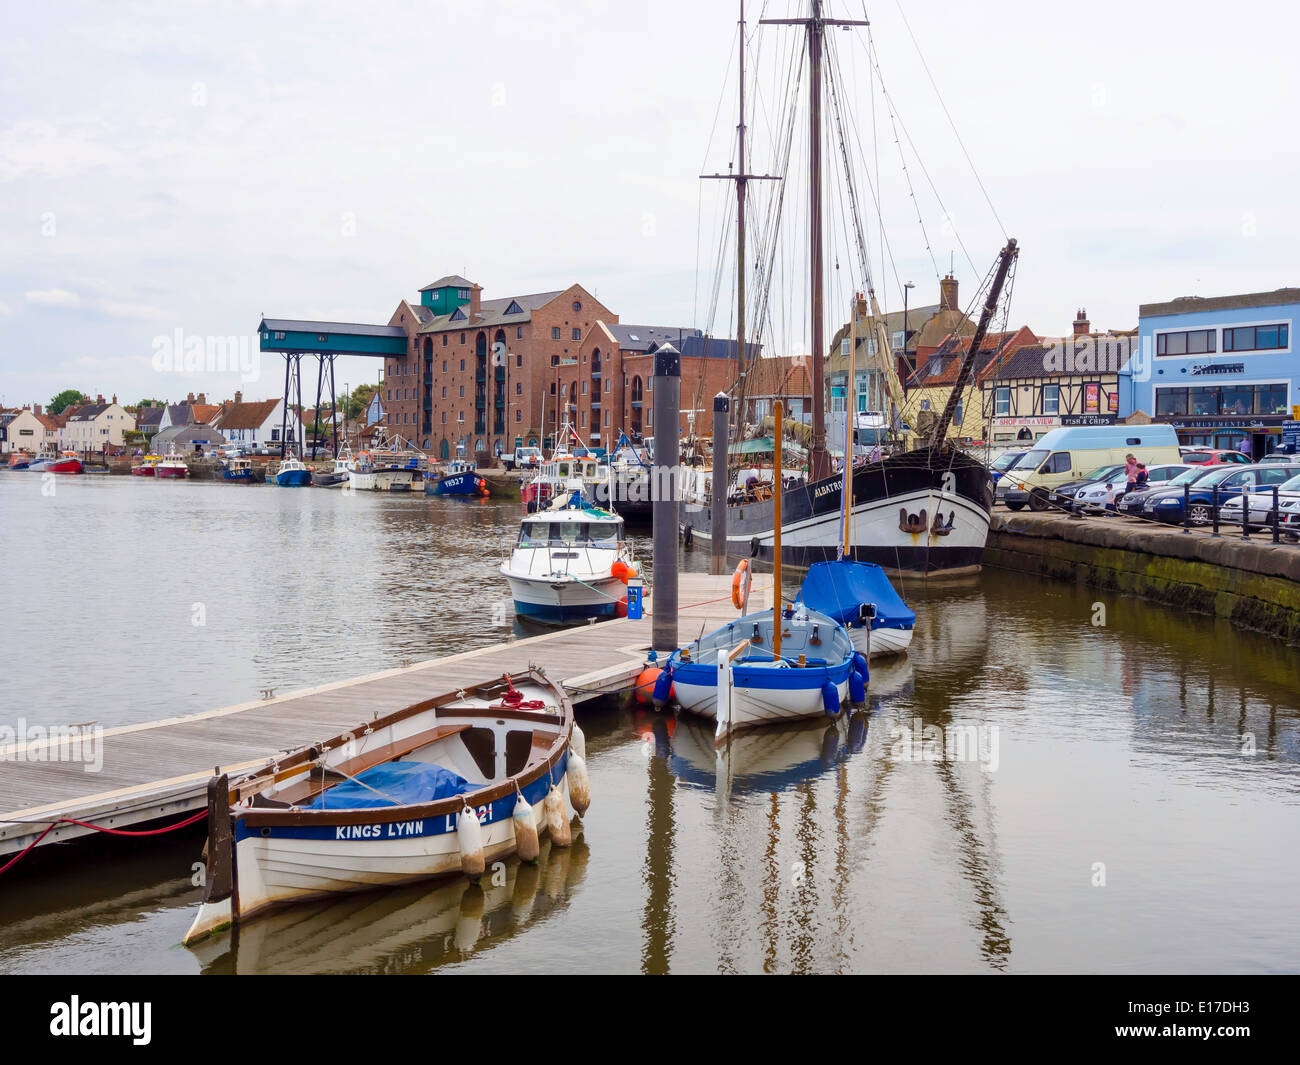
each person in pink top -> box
[1125,453,1139,493]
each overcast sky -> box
[2,0,1298,409]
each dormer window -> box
[451,307,466,321]
[457,288,470,299]
[505,300,523,316]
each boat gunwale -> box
[234,667,573,828]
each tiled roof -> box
[68,403,112,421]
[416,290,565,335]
[419,275,477,292]
[212,399,281,431]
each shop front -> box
[1155,381,1291,458]
[991,415,1058,447]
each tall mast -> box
[763,1,868,484]
[703,2,779,449]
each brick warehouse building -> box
[380,276,618,459]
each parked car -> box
[1178,448,1252,465]
[1142,464,1300,524]
[1217,471,1300,530]
[1039,464,1127,510]
[1117,465,1222,516]
[503,446,542,471]
[989,450,1027,486]
[1002,424,1182,511]
[1258,450,1300,463]
[1072,463,1192,513]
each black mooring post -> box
[1211,486,1221,537]
[711,393,729,575]
[1272,486,1281,544]
[652,344,681,655]
[1182,484,1190,533]
[1241,486,1251,542]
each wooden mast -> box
[702,1,779,460]
[762,1,869,484]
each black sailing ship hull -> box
[680,446,993,575]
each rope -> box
[0,809,208,877]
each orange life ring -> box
[731,559,752,610]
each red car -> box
[1178,448,1252,466]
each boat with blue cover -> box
[798,559,915,659]
[427,459,489,497]
[183,668,588,945]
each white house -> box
[211,395,302,448]
[0,407,43,454]
[65,397,136,451]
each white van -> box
[1001,424,1181,512]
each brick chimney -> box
[111,394,117,405]
[1073,308,1090,336]
[939,274,959,312]
[187,392,195,403]
[470,283,482,319]
[234,390,242,404]
[97,393,105,403]
[197,392,206,405]
[33,404,42,416]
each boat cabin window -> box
[519,520,622,546]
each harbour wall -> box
[985,513,1300,644]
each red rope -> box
[0,809,208,877]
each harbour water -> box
[1,474,1298,973]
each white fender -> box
[565,752,591,817]
[543,784,571,848]
[570,724,586,761]
[457,803,485,878]
[512,794,540,862]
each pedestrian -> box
[1125,453,1138,493]
[1135,463,1148,487]
[869,442,882,464]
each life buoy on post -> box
[731,559,752,610]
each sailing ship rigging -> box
[681,0,1020,575]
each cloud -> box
[25,288,80,307]
[0,301,13,316]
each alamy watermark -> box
[151,328,262,382]
[889,717,999,771]
[0,718,103,772]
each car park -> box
[1001,424,1181,511]
[1072,463,1191,513]
[1038,464,1126,510]
[1117,465,1221,517]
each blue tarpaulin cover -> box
[308,761,473,810]
[798,560,916,629]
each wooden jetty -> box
[0,572,774,859]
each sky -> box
[2,0,1299,410]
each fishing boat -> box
[607,433,653,522]
[501,498,635,623]
[155,447,188,479]
[522,453,611,512]
[312,448,354,488]
[131,454,162,476]
[182,668,589,946]
[661,402,864,740]
[677,3,1018,576]
[44,451,85,475]
[219,456,256,483]
[348,450,415,492]
[272,456,312,486]
[427,459,489,497]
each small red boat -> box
[131,454,162,476]
[45,451,84,475]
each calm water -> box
[1,472,1298,973]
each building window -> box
[443,335,448,346]
[516,382,522,395]
[572,301,581,312]
[458,288,470,299]
[1223,323,1288,352]
[459,332,466,344]
[515,410,521,422]
[1156,329,1216,356]
[442,412,447,424]
[604,411,609,426]
[1042,384,1059,415]
[442,361,447,372]
[551,327,562,340]
[605,378,611,393]
[458,411,464,423]
[460,360,466,371]
[581,381,587,394]
[994,387,1010,417]
[1155,387,1188,416]
[571,328,581,341]
[459,386,465,398]
[517,327,523,339]
[516,353,523,368]
[442,387,447,398]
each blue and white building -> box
[1123,287,1300,458]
